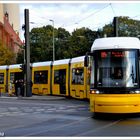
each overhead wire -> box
[75,4,110,25]
[109,3,117,17]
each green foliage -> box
[0,42,16,65]
[69,27,97,58]
[102,16,140,38]
[16,50,24,64]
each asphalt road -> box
[0,96,140,138]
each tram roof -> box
[91,37,140,51]
[53,59,70,66]
[32,61,52,67]
[71,56,85,63]
[9,64,21,69]
[0,65,8,70]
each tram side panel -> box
[32,62,52,95]
[0,66,8,94]
[52,59,70,97]
[70,56,90,100]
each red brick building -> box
[0,13,23,54]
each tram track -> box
[74,119,123,136]
[23,116,123,136]
[24,116,91,136]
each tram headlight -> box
[135,91,140,94]
[96,90,100,94]
[129,90,140,94]
[90,90,100,94]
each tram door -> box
[54,69,66,95]
[59,69,66,95]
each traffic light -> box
[20,64,26,73]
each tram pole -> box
[113,17,118,37]
[24,9,32,97]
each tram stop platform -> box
[0,93,65,101]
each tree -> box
[16,49,24,64]
[55,27,71,60]
[29,26,71,61]
[69,27,97,58]
[102,16,140,38]
[0,41,16,65]
[30,25,56,62]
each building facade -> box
[0,3,22,53]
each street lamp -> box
[49,19,55,61]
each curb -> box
[18,96,65,101]
[0,95,65,101]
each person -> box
[8,81,13,96]
[14,80,19,96]
[19,79,24,96]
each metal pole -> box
[53,21,55,61]
[113,17,118,37]
[50,20,55,61]
[24,9,32,97]
[23,48,26,97]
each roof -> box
[0,65,8,70]
[91,37,140,52]
[71,56,85,64]
[32,61,52,67]
[53,59,70,66]
[9,64,21,69]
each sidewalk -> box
[0,93,65,101]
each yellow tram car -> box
[32,61,52,95]
[0,65,8,94]
[70,56,90,99]
[89,37,140,116]
[52,59,70,97]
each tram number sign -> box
[101,51,125,58]
[111,51,125,57]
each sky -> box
[18,1,140,40]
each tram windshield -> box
[94,50,139,88]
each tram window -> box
[0,73,4,84]
[34,70,48,84]
[112,67,123,79]
[54,70,59,84]
[96,50,138,88]
[72,68,84,85]
[10,73,14,84]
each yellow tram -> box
[88,37,140,115]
